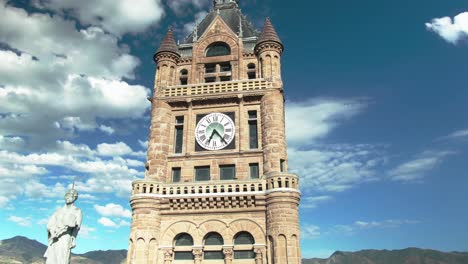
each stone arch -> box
[196,34,239,59]
[198,219,230,243]
[135,238,147,263]
[277,235,287,264]
[228,219,266,244]
[148,238,158,264]
[161,221,200,246]
[128,238,135,264]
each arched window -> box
[205,232,224,245]
[206,42,231,57]
[233,232,255,259]
[174,233,194,260]
[180,69,188,85]
[247,63,256,79]
[204,232,224,259]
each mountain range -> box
[1,236,467,264]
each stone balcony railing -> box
[132,179,266,196]
[132,174,299,197]
[159,78,273,98]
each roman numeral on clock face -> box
[199,135,206,141]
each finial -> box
[217,8,220,15]
[193,21,199,41]
[238,16,243,37]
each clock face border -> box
[195,112,236,151]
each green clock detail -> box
[195,113,235,150]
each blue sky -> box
[0,0,467,259]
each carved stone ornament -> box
[163,249,173,260]
[223,248,234,258]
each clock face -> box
[195,113,235,150]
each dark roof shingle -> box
[155,28,179,56]
[256,18,282,47]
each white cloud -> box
[79,225,96,239]
[33,0,165,36]
[389,150,455,181]
[99,125,115,135]
[301,195,333,209]
[289,144,386,194]
[8,215,32,227]
[37,218,49,226]
[94,203,132,218]
[138,140,148,149]
[98,217,130,228]
[0,140,144,206]
[97,142,133,156]
[168,0,210,16]
[0,135,25,151]
[286,98,367,147]
[301,224,321,239]
[0,3,150,149]
[445,128,468,140]
[426,12,468,44]
[332,219,420,236]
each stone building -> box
[127,1,301,263]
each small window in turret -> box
[206,42,231,57]
[179,69,188,85]
[247,63,256,79]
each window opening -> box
[248,111,258,149]
[174,233,194,260]
[249,163,259,179]
[206,42,231,57]
[179,69,188,85]
[195,166,210,181]
[172,168,181,182]
[174,116,184,154]
[220,165,236,180]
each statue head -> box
[64,189,78,204]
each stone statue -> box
[44,188,82,264]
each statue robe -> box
[44,205,82,264]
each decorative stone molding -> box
[193,247,203,264]
[162,248,173,264]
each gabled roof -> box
[183,4,258,44]
[256,18,282,47]
[155,28,179,56]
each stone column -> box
[223,247,234,264]
[254,247,264,264]
[260,90,287,174]
[146,100,172,181]
[163,248,173,264]
[193,247,203,264]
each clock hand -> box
[213,130,228,144]
[207,130,216,143]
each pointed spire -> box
[155,28,179,56]
[256,18,283,48]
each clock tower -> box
[127,2,301,264]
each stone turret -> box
[154,28,180,91]
[255,18,283,86]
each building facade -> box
[127,1,301,263]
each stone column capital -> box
[222,246,234,259]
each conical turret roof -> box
[256,18,283,48]
[155,28,179,56]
